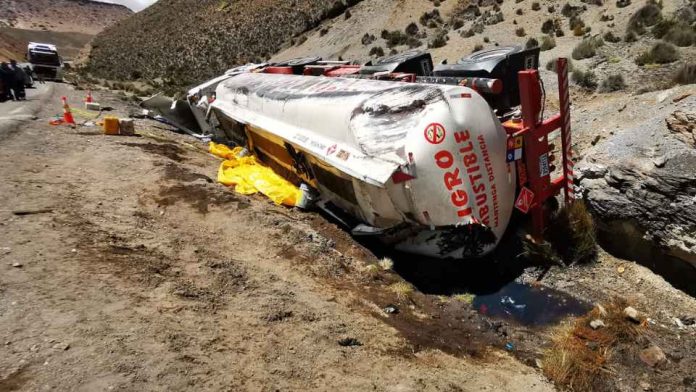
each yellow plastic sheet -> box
[209,142,302,207]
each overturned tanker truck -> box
[181,47,575,258]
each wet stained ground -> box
[472,282,590,326]
[360,226,591,328]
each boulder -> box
[577,110,696,295]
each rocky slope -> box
[0,0,133,61]
[84,0,361,88]
[0,0,132,34]
[85,0,696,92]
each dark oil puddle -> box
[472,281,590,327]
[354,226,591,328]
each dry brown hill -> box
[85,0,695,95]
[0,0,132,34]
[0,0,132,61]
[84,0,361,88]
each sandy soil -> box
[0,83,555,391]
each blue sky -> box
[99,0,158,12]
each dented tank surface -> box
[211,72,517,258]
[220,73,446,159]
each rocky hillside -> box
[85,0,695,94]
[0,0,132,61]
[0,0,132,34]
[277,0,696,92]
[84,0,361,88]
[0,27,24,60]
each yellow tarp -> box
[209,142,302,207]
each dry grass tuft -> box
[543,323,612,391]
[378,257,394,271]
[388,282,414,301]
[543,299,648,391]
[452,293,475,303]
[363,264,380,278]
[572,36,604,60]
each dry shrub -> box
[599,74,626,92]
[382,30,409,48]
[624,30,638,42]
[572,68,598,90]
[546,57,574,73]
[547,200,598,265]
[627,3,662,34]
[389,282,414,300]
[522,235,564,267]
[635,41,679,65]
[543,323,611,391]
[673,63,696,85]
[651,18,676,38]
[603,31,621,43]
[428,29,449,48]
[662,23,696,46]
[573,25,586,36]
[572,36,603,60]
[405,22,419,36]
[541,18,555,34]
[526,37,539,49]
[543,299,648,391]
[369,46,385,57]
[541,35,556,50]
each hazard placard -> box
[539,153,550,177]
[514,186,535,214]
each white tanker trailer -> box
[184,48,574,258]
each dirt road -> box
[0,84,554,391]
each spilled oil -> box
[352,227,591,327]
[473,281,590,327]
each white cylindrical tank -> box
[212,72,516,258]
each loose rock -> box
[52,342,70,351]
[624,306,641,323]
[383,304,399,315]
[590,319,606,329]
[639,345,666,368]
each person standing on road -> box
[9,60,27,101]
[0,62,14,102]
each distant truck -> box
[26,42,63,81]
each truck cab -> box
[27,42,63,81]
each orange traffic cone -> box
[85,90,93,103]
[62,96,76,125]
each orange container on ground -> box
[103,116,120,135]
